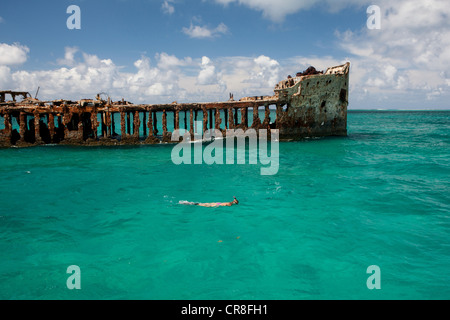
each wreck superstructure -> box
[0,63,349,148]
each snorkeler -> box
[179,197,239,207]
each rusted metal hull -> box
[0,63,350,147]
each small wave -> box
[179,200,196,205]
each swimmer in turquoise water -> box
[180,197,239,207]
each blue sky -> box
[1,0,449,109]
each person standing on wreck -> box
[180,197,239,207]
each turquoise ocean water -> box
[0,110,449,300]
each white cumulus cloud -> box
[182,22,229,39]
[0,43,29,66]
[252,55,280,87]
[0,46,194,102]
[161,0,175,15]
[212,0,368,22]
[57,47,79,66]
[197,56,218,85]
[335,0,450,107]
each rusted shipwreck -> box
[0,63,349,148]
